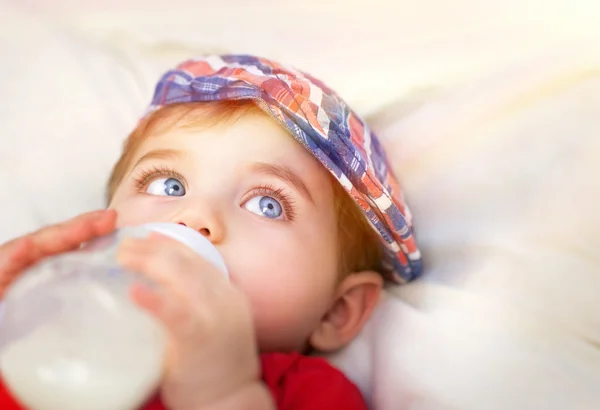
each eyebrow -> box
[250,162,315,204]
[131,149,182,169]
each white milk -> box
[0,223,228,410]
[0,282,165,410]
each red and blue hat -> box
[147,54,422,283]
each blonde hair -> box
[107,101,383,277]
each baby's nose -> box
[177,221,211,238]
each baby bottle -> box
[0,222,228,410]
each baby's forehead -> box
[130,107,330,180]
[140,101,263,138]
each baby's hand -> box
[0,209,117,298]
[117,234,265,410]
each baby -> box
[0,55,422,410]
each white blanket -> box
[330,47,600,409]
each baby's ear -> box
[309,271,383,352]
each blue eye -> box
[146,178,186,197]
[244,195,283,219]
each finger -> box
[14,210,111,270]
[90,209,119,236]
[117,236,211,290]
[30,209,117,257]
[130,282,164,314]
[0,234,34,263]
[118,237,219,337]
[130,281,209,342]
[0,238,33,293]
[120,236,231,312]
[146,234,227,283]
[0,237,36,278]
[129,283,194,334]
[0,210,117,292]
[2,237,33,267]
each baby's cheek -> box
[110,198,165,228]
[233,264,333,351]
[222,222,338,351]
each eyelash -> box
[133,165,187,192]
[248,184,297,222]
[132,166,297,221]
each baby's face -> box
[109,112,340,351]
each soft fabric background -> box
[1,1,599,409]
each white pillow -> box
[329,45,600,409]
[6,0,600,115]
[0,4,146,240]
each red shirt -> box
[0,352,366,410]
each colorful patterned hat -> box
[147,54,422,283]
